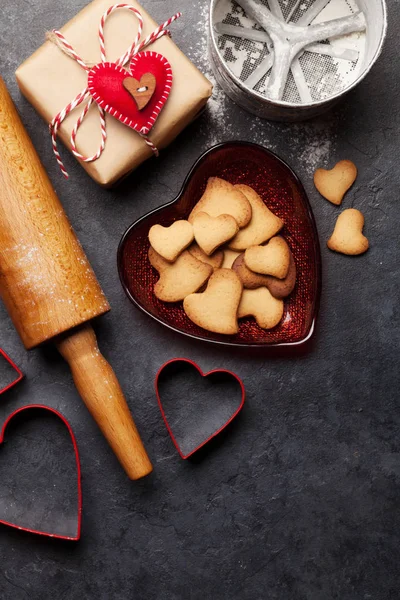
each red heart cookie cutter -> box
[0,405,82,541]
[155,358,246,459]
[0,349,23,394]
[88,51,173,135]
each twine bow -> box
[49,3,181,179]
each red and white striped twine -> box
[48,4,181,178]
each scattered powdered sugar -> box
[186,1,336,174]
[186,3,236,145]
[298,137,332,174]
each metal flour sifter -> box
[209,0,387,120]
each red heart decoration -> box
[155,359,245,459]
[0,405,82,541]
[88,51,172,135]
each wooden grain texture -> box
[0,76,110,349]
[57,325,153,480]
[0,77,152,479]
[123,73,156,110]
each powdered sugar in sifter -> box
[209,0,387,121]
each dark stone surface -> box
[0,1,399,598]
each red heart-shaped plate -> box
[118,142,322,347]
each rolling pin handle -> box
[56,324,153,480]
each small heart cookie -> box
[183,269,243,335]
[233,251,296,299]
[314,160,357,206]
[192,212,239,256]
[228,184,283,250]
[327,209,369,256]
[244,236,290,279]
[149,247,212,302]
[188,243,224,269]
[189,177,252,228]
[238,288,284,329]
[149,221,194,262]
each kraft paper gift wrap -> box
[16,0,213,186]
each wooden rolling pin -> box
[0,76,152,480]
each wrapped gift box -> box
[16,0,213,186]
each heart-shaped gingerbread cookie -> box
[327,209,369,255]
[244,236,290,279]
[183,269,243,335]
[233,251,296,299]
[149,247,212,302]
[149,220,194,262]
[238,287,284,329]
[314,160,357,206]
[228,184,283,250]
[188,177,252,228]
[192,212,239,256]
